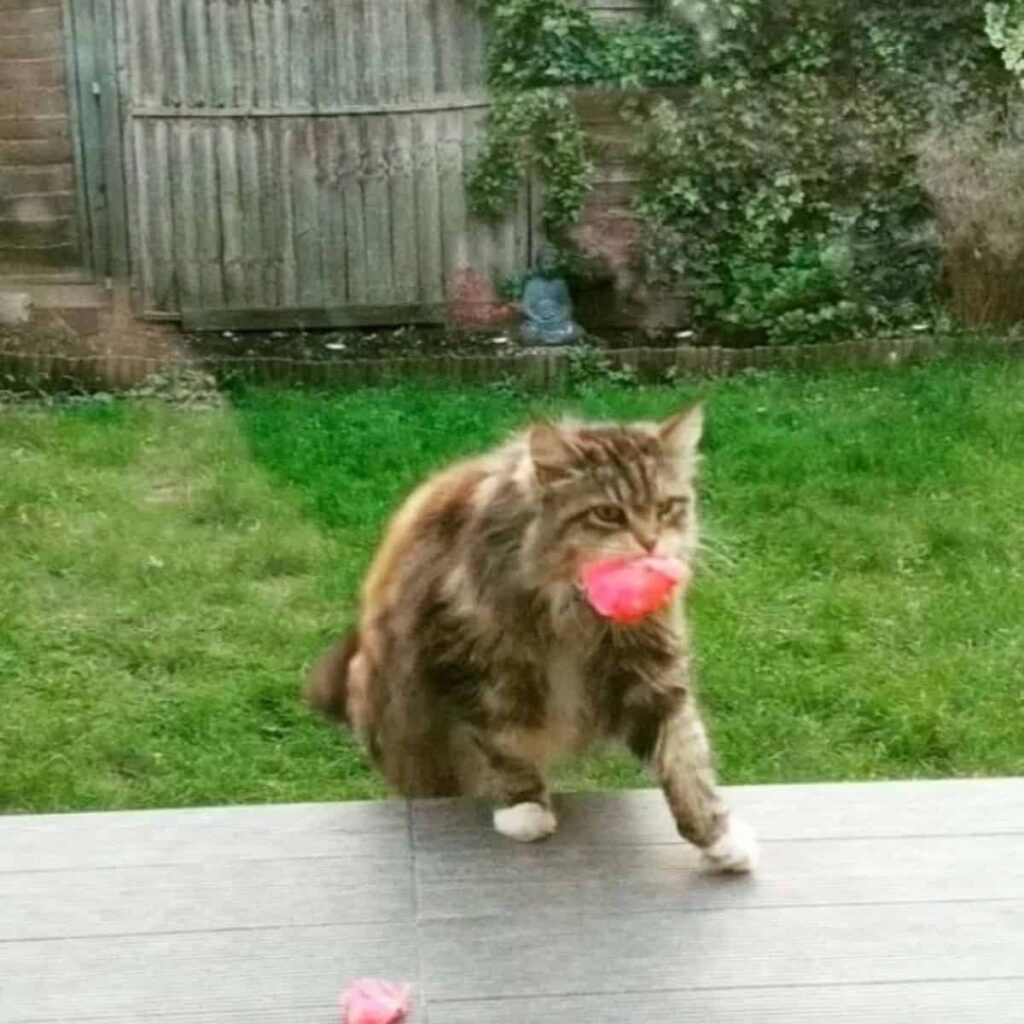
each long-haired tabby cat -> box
[306,405,757,872]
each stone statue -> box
[519,245,582,346]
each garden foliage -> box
[468,0,1010,343]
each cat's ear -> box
[529,422,577,485]
[658,403,704,459]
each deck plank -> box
[0,853,413,941]
[0,799,408,872]
[0,924,417,1024]
[2,779,1023,1024]
[429,979,1024,1024]
[418,900,1024,1000]
[412,778,1024,849]
[415,833,1024,920]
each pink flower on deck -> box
[341,979,411,1024]
[581,556,688,624]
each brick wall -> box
[568,88,689,332]
[0,0,80,275]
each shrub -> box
[470,0,1011,342]
[633,77,941,345]
[918,119,1024,326]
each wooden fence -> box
[58,0,672,330]
[122,0,533,325]
[62,0,539,327]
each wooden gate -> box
[110,0,529,327]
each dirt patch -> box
[180,323,682,364]
[0,307,188,390]
[1,300,692,396]
[2,297,684,375]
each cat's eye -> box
[658,498,687,519]
[590,504,626,526]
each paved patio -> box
[2,778,1023,1022]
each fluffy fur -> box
[305,406,755,870]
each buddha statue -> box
[519,245,582,346]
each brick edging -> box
[0,335,1018,393]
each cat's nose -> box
[634,530,658,553]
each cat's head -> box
[527,406,703,583]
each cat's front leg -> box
[464,732,557,843]
[628,693,758,873]
[493,800,558,842]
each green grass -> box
[3,357,1024,812]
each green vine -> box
[986,1,1024,82]
[469,0,1013,343]
[481,0,606,90]
[467,89,592,235]
[467,0,698,236]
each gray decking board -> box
[0,924,418,1023]
[414,833,1024,920]
[0,799,409,873]
[0,853,414,941]
[430,979,1024,1024]
[418,900,1024,999]
[410,777,1024,847]
[2,779,1023,1024]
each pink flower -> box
[581,556,688,624]
[340,979,411,1024]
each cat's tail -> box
[304,630,361,727]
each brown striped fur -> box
[306,406,733,849]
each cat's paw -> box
[493,802,558,842]
[701,816,758,874]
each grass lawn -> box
[2,356,1023,813]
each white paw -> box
[702,816,759,874]
[493,802,558,843]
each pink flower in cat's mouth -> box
[580,556,689,624]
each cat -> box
[305,405,757,872]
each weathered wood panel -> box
[115,0,529,323]
[69,0,132,280]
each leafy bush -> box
[480,0,699,90]
[470,0,1012,343]
[918,118,1024,325]
[466,88,592,234]
[480,0,607,90]
[986,1,1024,81]
[468,1,700,236]
[633,73,944,344]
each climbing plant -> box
[467,89,592,235]
[467,0,698,234]
[986,1,1024,82]
[468,0,1012,343]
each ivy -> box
[466,89,591,235]
[479,0,698,91]
[634,73,943,343]
[469,0,1013,343]
[986,1,1024,82]
[481,0,607,90]
[467,0,699,237]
